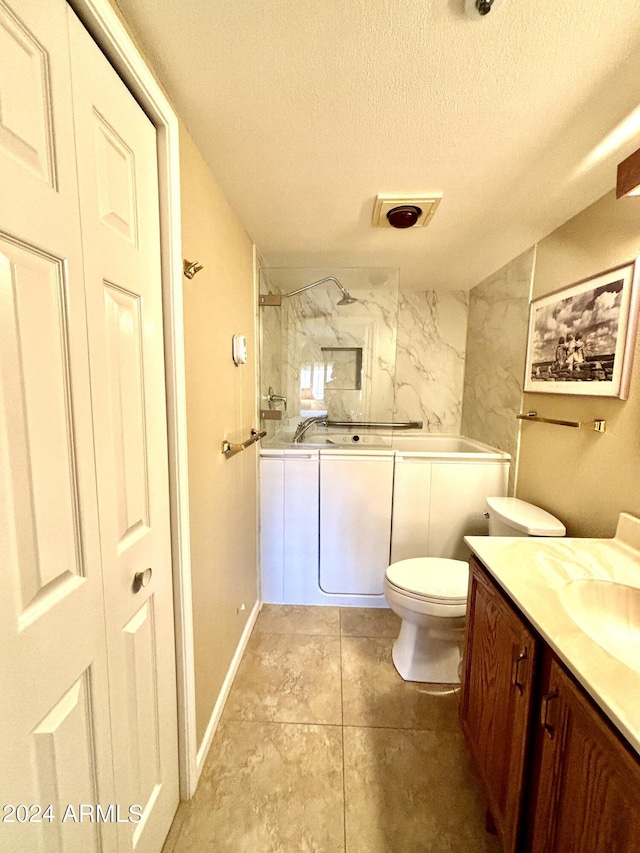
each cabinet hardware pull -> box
[540,690,559,738]
[511,649,527,694]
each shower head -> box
[283,276,358,306]
[332,278,359,306]
[337,293,358,306]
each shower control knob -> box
[267,387,287,411]
[476,0,493,13]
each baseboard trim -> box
[194,599,261,782]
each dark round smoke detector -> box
[386,205,422,229]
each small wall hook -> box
[183,259,204,279]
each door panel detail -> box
[93,110,138,245]
[123,599,162,817]
[103,281,150,549]
[0,237,84,621]
[33,671,101,853]
[0,0,55,186]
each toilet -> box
[384,497,565,683]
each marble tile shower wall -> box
[394,290,468,432]
[461,248,534,494]
[261,269,399,432]
[260,270,470,434]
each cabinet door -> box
[530,656,640,853]
[319,453,393,595]
[459,557,537,853]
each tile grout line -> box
[168,608,480,852]
[218,716,345,728]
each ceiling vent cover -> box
[372,194,442,228]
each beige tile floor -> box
[162,605,501,853]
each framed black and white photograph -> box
[524,260,640,398]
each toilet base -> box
[391,618,463,683]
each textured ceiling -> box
[116,0,640,290]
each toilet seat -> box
[384,557,469,682]
[385,558,469,604]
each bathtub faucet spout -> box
[293,415,328,443]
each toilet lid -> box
[386,558,469,602]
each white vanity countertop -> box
[465,512,640,757]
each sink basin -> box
[560,579,640,673]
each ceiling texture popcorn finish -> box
[117,0,640,290]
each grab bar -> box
[516,412,606,433]
[222,429,267,457]
[293,416,424,443]
[322,420,423,430]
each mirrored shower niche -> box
[259,268,400,436]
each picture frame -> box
[524,259,640,398]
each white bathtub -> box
[391,434,508,458]
[263,430,509,460]
[259,433,510,607]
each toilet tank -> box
[486,497,566,537]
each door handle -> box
[511,648,527,694]
[133,568,153,593]
[540,690,559,739]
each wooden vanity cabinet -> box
[528,653,640,853]
[462,555,640,853]
[459,556,538,853]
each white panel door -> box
[319,453,394,595]
[67,10,178,852]
[0,2,116,852]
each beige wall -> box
[517,190,640,537]
[179,129,259,747]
